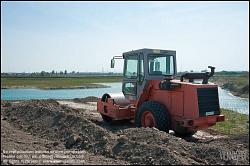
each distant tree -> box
[51,70,55,75]
[41,71,46,76]
[60,71,63,75]
[64,70,67,75]
[31,72,36,77]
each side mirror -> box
[111,59,115,68]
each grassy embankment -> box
[209,72,249,134]
[210,72,249,135]
[211,108,249,135]
[210,71,249,98]
[1,76,123,89]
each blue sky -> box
[1,1,249,73]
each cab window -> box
[123,82,137,95]
[148,55,174,75]
[124,56,138,79]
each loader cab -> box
[121,49,177,100]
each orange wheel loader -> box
[97,48,225,136]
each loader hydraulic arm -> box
[180,66,215,84]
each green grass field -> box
[212,109,249,135]
[1,76,123,89]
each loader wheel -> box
[135,101,170,133]
[101,114,113,124]
[174,130,197,137]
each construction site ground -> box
[1,97,249,165]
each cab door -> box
[136,52,145,98]
[122,54,139,101]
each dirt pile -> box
[2,100,113,155]
[1,99,249,165]
[114,128,249,165]
[113,128,201,164]
[72,96,98,103]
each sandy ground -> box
[1,98,249,165]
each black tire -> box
[135,101,170,132]
[174,130,197,137]
[101,114,113,124]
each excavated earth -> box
[1,98,249,165]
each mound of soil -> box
[1,99,249,165]
[2,100,112,154]
[73,96,98,103]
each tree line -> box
[37,70,70,76]
[1,70,122,77]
